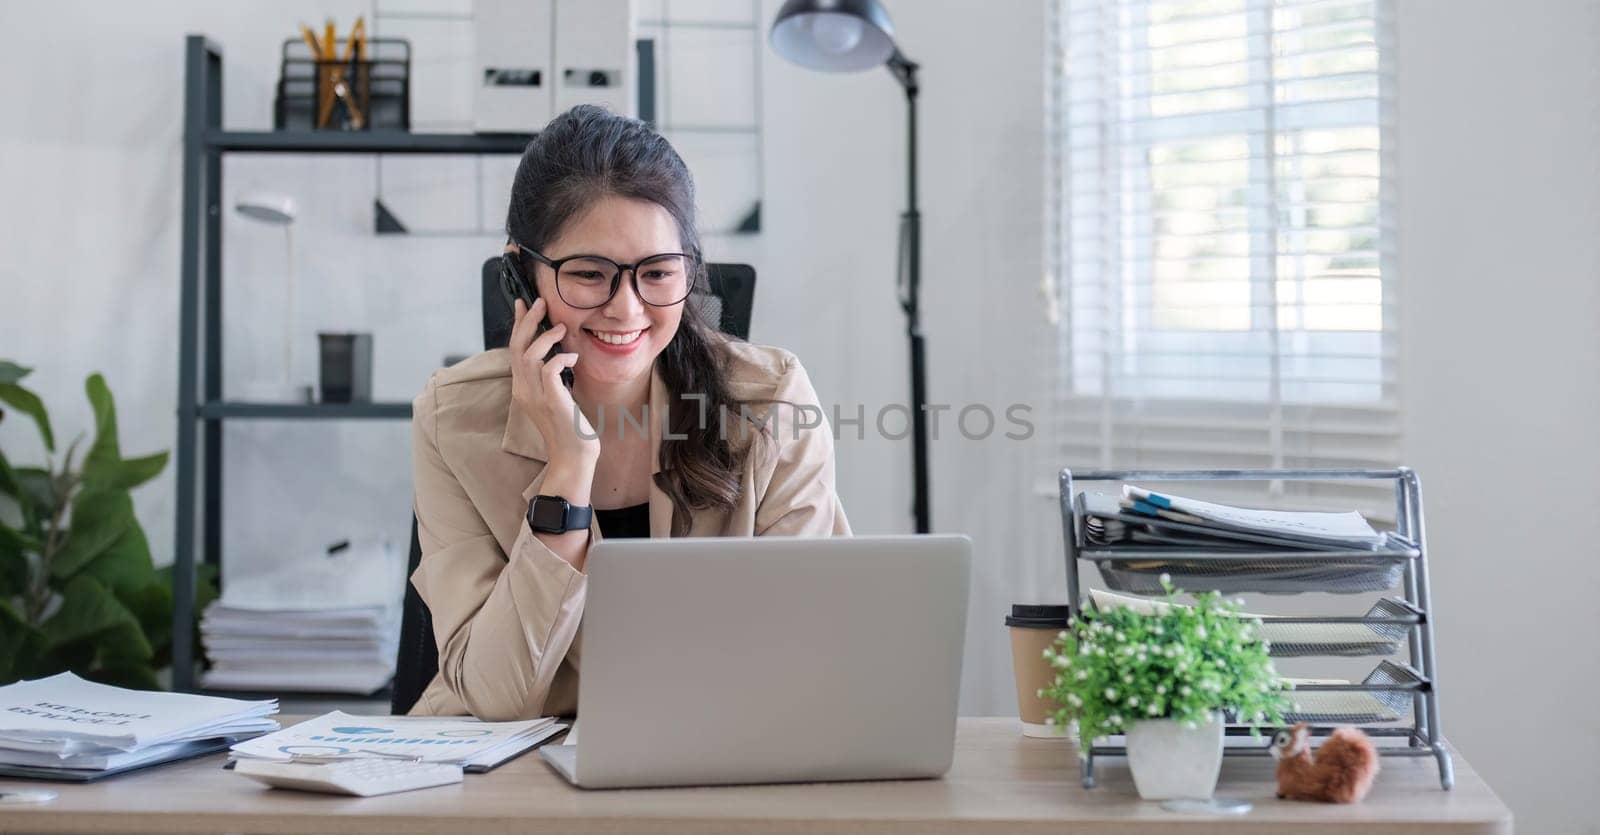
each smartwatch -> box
[527,494,593,534]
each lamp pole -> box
[769,0,930,533]
[889,51,929,534]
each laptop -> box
[539,534,971,789]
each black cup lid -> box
[1005,603,1072,628]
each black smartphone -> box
[501,252,574,389]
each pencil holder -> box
[274,37,411,131]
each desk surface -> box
[0,717,1510,835]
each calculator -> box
[233,758,464,797]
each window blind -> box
[1046,0,1399,518]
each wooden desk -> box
[0,718,1511,834]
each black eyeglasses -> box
[505,241,700,310]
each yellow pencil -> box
[317,20,339,127]
[298,23,322,59]
[343,17,365,62]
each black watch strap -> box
[527,494,593,534]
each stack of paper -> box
[1081,487,1410,594]
[230,710,566,773]
[0,672,279,781]
[1084,486,1390,551]
[201,539,404,695]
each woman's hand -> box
[510,296,600,481]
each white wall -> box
[0,0,437,586]
[777,6,1600,831]
[0,0,1055,722]
[2,0,1596,831]
[761,0,1060,722]
[1395,2,1600,833]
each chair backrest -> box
[390,517,433,714]
[391,258,758,715]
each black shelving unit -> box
[197,402,414,420]
[172,35,535,692]
[197,686,394,703]
[206,129,532,154]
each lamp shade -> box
[235,193,297,225]
[769,0,897,72]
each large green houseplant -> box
[0,360,213,689]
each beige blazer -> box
[407,338,851,720]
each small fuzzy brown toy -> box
[1269,723,1380,803]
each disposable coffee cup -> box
[1007,603,1073,738]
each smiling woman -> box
[406,105,851,721]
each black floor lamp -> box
[769,0,930,534]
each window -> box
[1047,0,1398,515]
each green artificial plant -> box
[0,360,214,689]
[1042,576,1292,752]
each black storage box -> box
[318,332,373,403]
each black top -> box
[595,502,651,540]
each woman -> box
[408,105,851,720]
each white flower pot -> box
[1124,713,1224,801]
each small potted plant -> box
[1042,576,1291,800]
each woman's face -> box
[532,195,687,389]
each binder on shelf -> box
[553,0,635,117]
[474,0,554,132]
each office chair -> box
[391,259,757,715]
